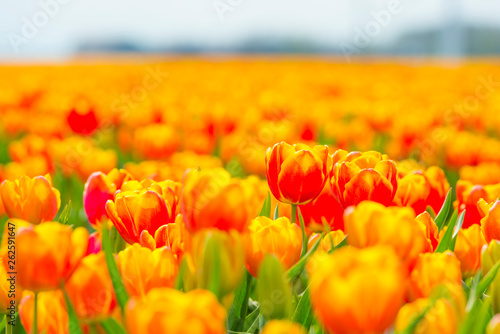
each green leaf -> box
[259,193,271,218]
[101,317,126,334]
[450,210,466,251]
[287,235,321,280]
[298,208,308,258]
[204,236,222,300]
[435,188,453,232]
[58,201,72,225]
[101,221,129,311]
[175,257,188,291]
[273,204,280,220]
[435,209,458,253]
[243,306,260,333]
[460,297,492,334]
[477,261,500,298]
[227,270,252,331]
[61,285,83,334]
[292,287,313,330]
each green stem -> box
[291,204,297,224]
[299,215,307,258]
[33,293,38,334]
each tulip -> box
[488,314,500,334]
[415,212,440,252]
[265,142,329,205]
[0,174,60,224]
[134,124,180,159]
[187,229,244,296]
[242,216,302,277]
[19,290,68,334]
[309,246,405,334]
[451,224,486,277]
[117,244,178,298]
[262,320,307,334]
[480,200,500,243]
[181,168,261,232]
[307,230,346,254]
[455,180,500,228]
[65,253,116,322]
[482,240,500,275]
[423,166,450,214]
[408,252,462,300]
[330,150,398,207]
[345,201,429,270]
[298,182,344,232]
[139,214,187,261]
[126,288,226,334]
[105,179,178,245]
[393,173,430,214]
[67,106,98,135]
[83,168,133,229]
[6,221,88,292]
[0,257,22,314]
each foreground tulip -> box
[105,179,178,245]
[452,224,486,277]
[262,320,307,334]
[181,168,261,232]
[298,182,344,232]
[243,216,302,277]
[83,168,133,228]
[309,246,405,334]
[330,150,398,207]
[345,201,428,269]
[8,221,88,291]
[126,288,226,334]
[265,142,329,205]
[0,174,61,224]
[408,252,462,300]
[117,244,178,298]
[19,290,68,334]
[455,180,500,227]
[65,253,116,322]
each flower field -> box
[1,58,500,333]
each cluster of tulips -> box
[1,60,500,334]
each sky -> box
[0,0,499,60]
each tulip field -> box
[2,58,500,333]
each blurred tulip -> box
[309,246,405,334]
[266,142,329,205]
[423,166,450,214]
[331,150,398,207]
[117,244,178,298]
[83,168,133,229]
[86,232,102,255]
[262,320,307,334]
[481,240,500,275]
[105,179,178,245]
[480,200,500,243]
[408,252,462,300]
[451,224,486,277]
[181,168,261,232]
[134,124,180,159]
[0,257,22,314]
[298,182,344,232]
[126,288,226,334]
[488,314,500,334]
[345,201,429,270]
[455,180,500,228]
[187,229,244,296]
[65,253,116,322]
[243,216,302,277]
[415,212,439,252]
[6,221,88,292]
[19,290,68,334]
[67,107,98,135]
[393,173,430,214]
[0,174,61,224]
[307,230,346,254]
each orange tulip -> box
[139,214,187,261]
[488,314,500,334]
[83,168,133,228]
[126,288,226,334]
[65,253,116,322]
[134,124,180,159]
[105,179,178,245]
[262,320,307,334]
[117,244,178,298]
[265,142,329,205]
[309,246,405,334]
[298,182,344,232]
[242,216,302,277]
[0,174,61,224]
[451,224,486,277]
[393,173,430,214]
[19,290,68,334]
[345,201,429,270]
[415,212,440,252]
[423,166,450,214]
[307,230,346,254]
[480,199,500,243]
[455,180,500,228]
[408,251,462,300]
[181,168,261,232]
[6,221,88,292]
[330,150,398,207]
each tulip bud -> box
[117,244,178,298]
[262,320,307,334]
[482,240,500,275]
[452,224,486,278]
[266,142,329,205]
[242,216,302,277]
[258,255,291,320]
[0,174,61,224]
[309,246,405,334]
[126,288,226,334]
